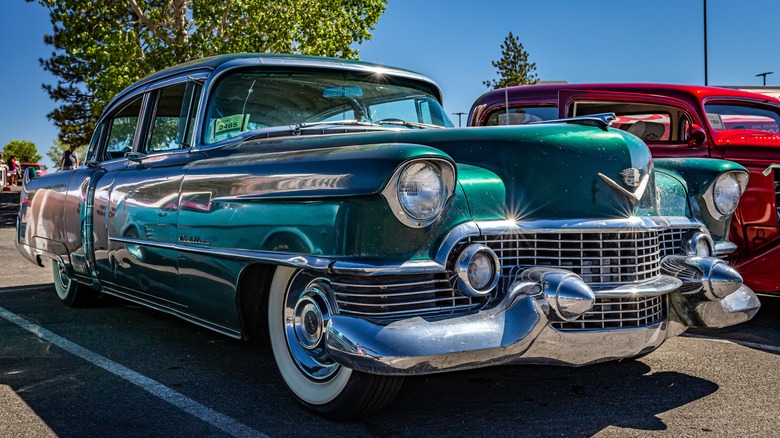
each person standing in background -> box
[61,145,79,170]
[8,156,20,185]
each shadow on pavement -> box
[368,360,717,436]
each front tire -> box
[52,260,99,307]
[267,267,403,419]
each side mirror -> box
[22,166,38,184]
[687,123,707,147]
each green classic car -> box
[16,54,759,419]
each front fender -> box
[177,143,472,260]
[654,158,748,245]
[185,143,455,201]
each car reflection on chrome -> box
[16,54,760,419]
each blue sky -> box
[2,0,779,168]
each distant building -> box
[722,86,780,100]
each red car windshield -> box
[704,103,780,133]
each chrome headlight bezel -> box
[704,171,748,220]
[683,231,715,257]
[382,158,456,228]
[454,244,501,297]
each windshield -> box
[204,69,452,143]
[704,103,780,133]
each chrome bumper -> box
[324,257,760,376]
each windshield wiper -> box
[375,119,444,129]
[293,119,380,134]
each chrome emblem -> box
[619,168,642,188]
[597,169,650,205]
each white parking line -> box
[683,333,780,354]
[0,306,267,438]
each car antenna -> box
[530,113,616,130]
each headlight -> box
[398,162,447,221]
[713,173,743,215]
[382,159,455,228]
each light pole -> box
[452,112,466,127]
[756,72,774,86]
[704,0,708,85]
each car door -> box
[96,77,204,309]
[558,90,711,158]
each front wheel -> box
[267,267,403,419]
[52,260,99,307]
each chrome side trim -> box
[108,236,333,272]
[98,285,243,339]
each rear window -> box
[484,106,558,126]
[611,114,670,141]
[705,103,780,133]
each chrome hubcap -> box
[284,275,339,381]
[294,296,324,350]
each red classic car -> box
[469,83,780,293]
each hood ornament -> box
[598,168,649,205]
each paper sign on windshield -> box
[707,113,725,130]
[214,114,249,138]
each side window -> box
[104,96,143,161]
[611,114,671,141]
[571,101,689,143]
[486,106,558,126]
[146,81,203,152]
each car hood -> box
[225,124,659,220]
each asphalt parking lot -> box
[2,190,780,437]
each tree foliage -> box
[3,140,42,163]
[29,0,388,149]
[483,31,538,89]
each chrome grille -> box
[472,230,660,290]
[552,295,666,330]
[471,227,693,291]
[659,227,687,257]
[331,274,487,321]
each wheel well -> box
[236,264,277,341]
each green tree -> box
[483,31,538,89]
[3,140,42,163]
[28,0,388,149]
[46,140,88,170]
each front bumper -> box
[324,258,760,376]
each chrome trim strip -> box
[715,241,738,255]
[588,275,681,298]
[108,236,333,271]
[329,260,445,275]
[476,216,704,234]
[98,285,242,339]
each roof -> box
[477,82,780,105]
[108,53,443,110]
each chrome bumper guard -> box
[325,256,760,375]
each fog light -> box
[455,244,500,297]
[685,232,714,257]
